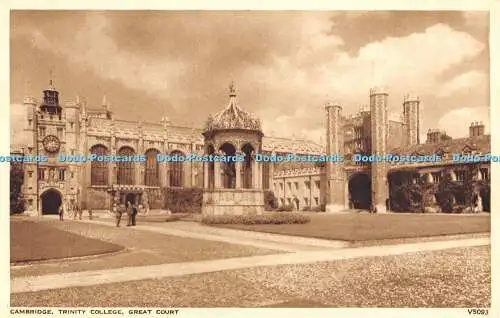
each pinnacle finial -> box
[49,69,55,90]
[229,81,236,97]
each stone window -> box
[57,128,63,138]
[38,168,45,180]
[28,171,33,178]
[280,183,283,190]
[304,197,309,206]
[287,182,292,190]
[305,181,311,189]
[58,169,65,181]
[117,146,135,185]
[480,168,489,181]
[455,170,465,182]
[39,126,46,137]
[169,150,184,187]
[262,162,270,189]
[432,172,441,183]
[314,180,320,189]
[294,182,299,190]
[145,149,160,186]
[90,144,109,185]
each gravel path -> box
[11,246,490,308]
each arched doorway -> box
[220,142,236,189]
[241,143,254,188]
[41,189,62,215]
[348,173,371,210]
[125,193,136,206]
[480,187,490,212]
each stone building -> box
[12,79,490,215]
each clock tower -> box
[22,73,81,216]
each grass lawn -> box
[11,220,124,264]
[212,213,490,241]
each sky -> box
[10,10,490,144]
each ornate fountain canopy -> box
[204,83,262,133]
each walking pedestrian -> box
[131,203,138,226]
[78,205,83,220]
[126,201,133,226]
[115,204,123,227]
[58,202,65,221]
[88,208,93,220]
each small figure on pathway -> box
[88,208,93,220]
[116,204,124,227]
[58,202,65,221]
[131,203,138,226]
[126,201,133,227]
[78,205,83,220]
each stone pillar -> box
[252,152,260,189]
[214,152,222,188]
[203,161,209,188]
[235,152,242,188]
[370,87,389,213]
[450,170,457,181]
[269,151,275,191]
[426,173,433,184]
[325,101,345,212]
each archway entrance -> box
[348,173,371,210]
[41,189,62,215]
[125,193,136,206]
[480,187,490,212]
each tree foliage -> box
[10,163,25,214]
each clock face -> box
[42,135,61,153]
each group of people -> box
[58,201,92,221]
[115,201,138,227]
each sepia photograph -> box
[8,8,491,312]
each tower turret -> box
[370,87,389,213]
[39,71,62,116]
[325,101,345,212]
[403,95,420,146]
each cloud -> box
[12,12,487,143]
[250,23,485,141]
[10,104,26,145]
[437,106,489,138]
[438,71,487,97]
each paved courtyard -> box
[10,217,490,307]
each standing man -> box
[126,201,133,226]
[131,203,138,226]
[78,205,83,220]
[116,204,123,227]
[58,202,65,221]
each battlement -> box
[427,128,446,133]
[325,101,342,110]
[370,87,388,96]
[470,121,484,127]
[403,95,420,103]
